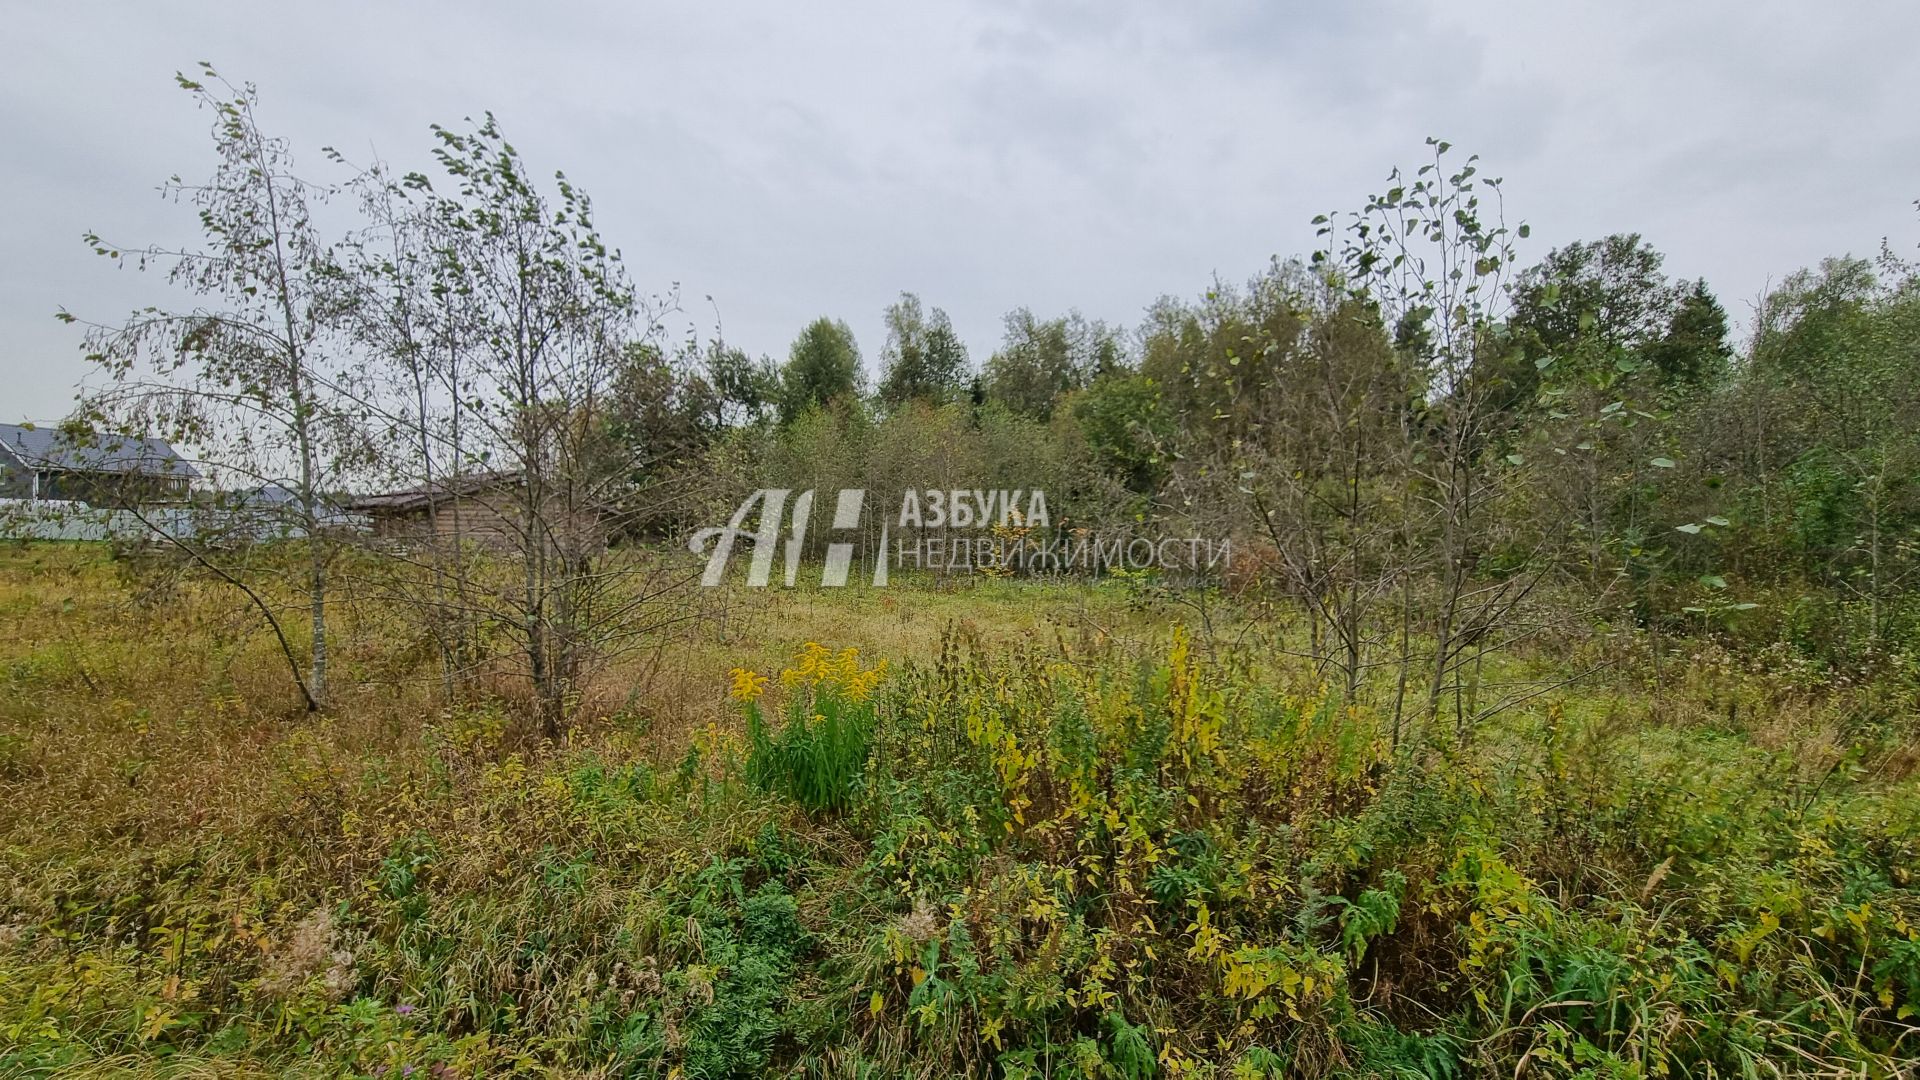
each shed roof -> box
[345,471,520,513]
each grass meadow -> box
[0,544,1916,1077]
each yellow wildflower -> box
[771,642,887,700]
[844,659,888,702]
[781,641,832,687]
[727,667,768,702]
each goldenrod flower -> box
[727,667,768,702]
[781,641,832,687]
[772,642,886,701]
[844,659,888,702]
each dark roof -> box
[243,482,301,505]
[0,423,200,479]
[240,482,341,512]
[345,471,519,513]
[236,483,359,526]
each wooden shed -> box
[346,472,524,545]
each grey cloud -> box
[4,1,1917,423]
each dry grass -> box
[2,544,1915,1076]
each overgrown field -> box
[1,545,1917,1077]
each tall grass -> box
[741,651,880,814]
[1,548,1916,1076]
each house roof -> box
[235,483,359,527]
[239,482,342,512]
[0,423,200,480]
[345,471,519,513]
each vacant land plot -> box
[1,544,1916,1077]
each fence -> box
[0,499,366,543]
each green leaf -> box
[1698,574,1728,589]
[1675,523,1704,535]
[1704,515,1730,527]
[1649,457,1676,469]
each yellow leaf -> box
[869,990,885,1016]
[139,1007,173,1042]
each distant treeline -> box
[70,71,1920,724]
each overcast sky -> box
[4,1,1917,423]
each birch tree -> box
[409,114,692,737]
[64,64,369,711]
[1313,139,1545,736]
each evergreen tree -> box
[1645,279,1732,390]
